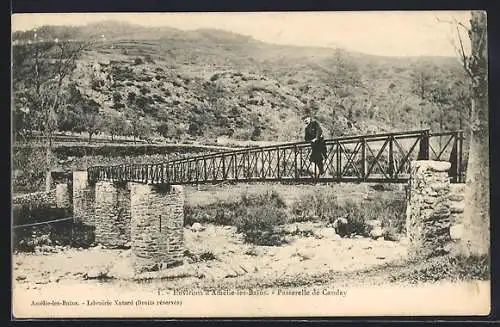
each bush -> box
[290,189,339,222]
[338,197,406,236]
[291,191,406,235]
[185,190,287,246]
[112,92,122,103]
[234,203,287,246]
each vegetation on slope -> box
[12,20,471,145]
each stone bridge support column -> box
[55,183,71,209]
[73,171,95,226]
[94,181,131,248]
[51,171,73,209]
[129,183,185,274]
[406,160,455,259]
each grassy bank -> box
[185,185,406,246]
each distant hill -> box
[12,20,469,143]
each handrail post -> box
[336,141,341,180]
[222,155,226,180]
[247,150,251,179]
[388,135,394,178]
[361,137,367,181]
[417,129,430,160]
[449,131,459,183]
[261,149,265,179]
[233,153,237,180]
[276,147,280,180]
[294,145,298,180]
[203,157,207,182]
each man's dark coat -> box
[304,121,327,164]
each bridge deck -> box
[88,129,465,185]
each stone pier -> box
[72,171,95,225]
[94,181,131,248]
[129,183,185,274]
[55,183,71,209]
[71,171,186,273]
[406,160,466,259]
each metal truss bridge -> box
[88,129,465,185]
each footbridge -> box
[50,128,467,275]
[87,129,465,185]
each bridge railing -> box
[87,129,464,185]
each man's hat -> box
[302,107,313,120]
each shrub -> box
[233,203,287,246]
[112,92,122,103]
[291,191,406,235]
[183,249,217,263]
[185,190,287,246]
[140,86,151,95]
[290,189,339,222]
[235,191,288,246]
[199,251,216,261]
[140,76,153,82]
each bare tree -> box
[459,11,489,256]
[12,33,94,190]
[434,11,489,256]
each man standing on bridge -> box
[303,115,327,177]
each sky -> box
[11,11,473,57]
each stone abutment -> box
[406,161,466,259]
[32,164,466,275]
[71,171,185,273]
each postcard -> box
[11,10,490,319]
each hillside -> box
[12,20,470,143]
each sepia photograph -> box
[11,10,490,318]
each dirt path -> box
[12,223,407,289]
[12,223,489,318]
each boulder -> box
[106,259,134,279]
[365,220,382,236]
[83,268,109,280]
[190,223,206,232]
[369,227,384,239]
[366,220,382,228]
[332,217,351,238]
[283,224,301,235]
[314,228,340,240]
[383,231,400,242]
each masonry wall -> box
[129,183,184,274]
[55,183,71,208]
[449,183,465,226]
[73,171,95,226]
[94,181,131,248]
[406,160,466,259]
[12,190,57,208]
